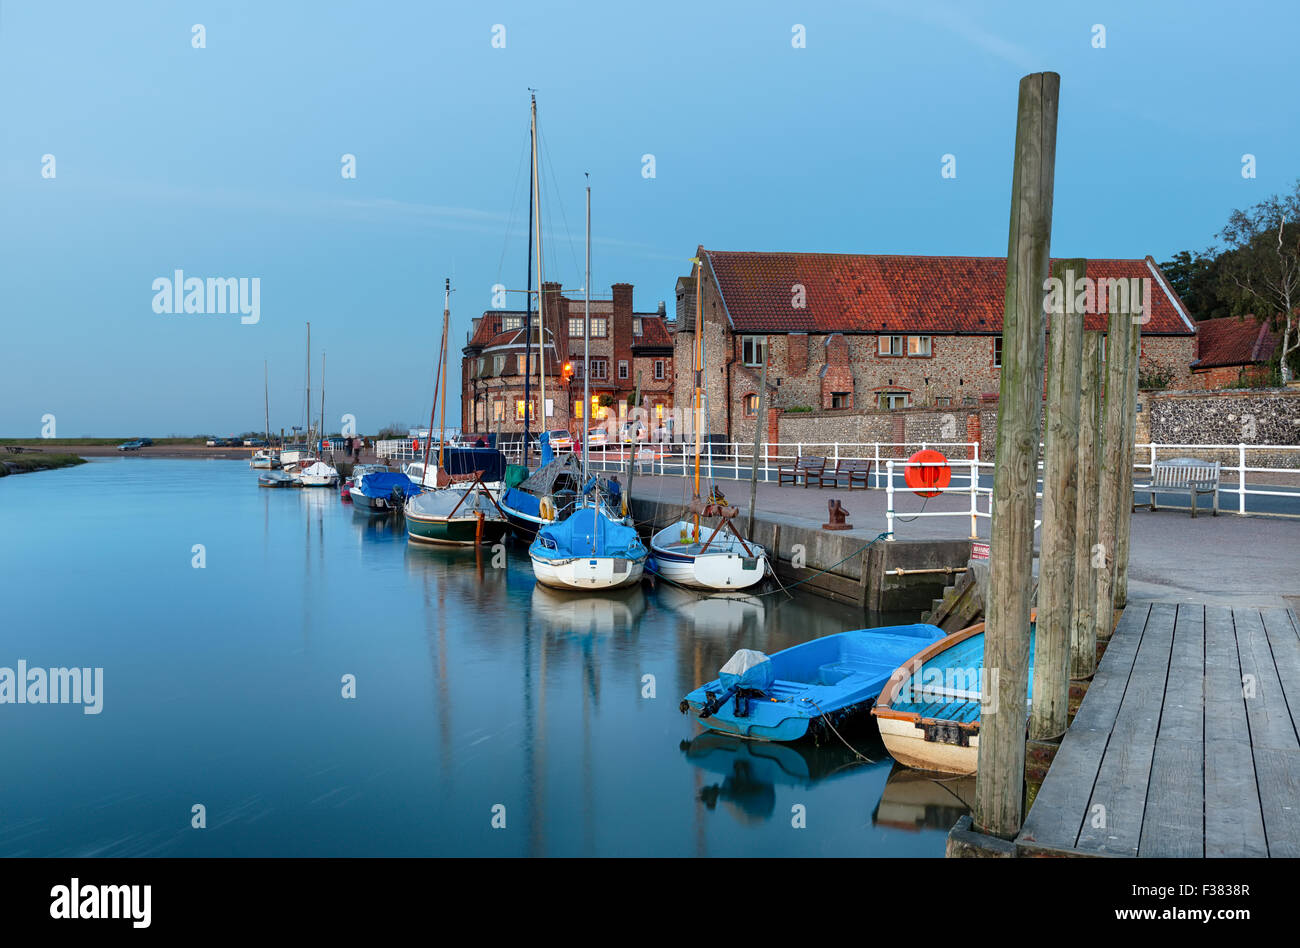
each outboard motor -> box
[699,649,774,719]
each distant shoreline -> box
[0,441,262,460]
[0,453,87,477]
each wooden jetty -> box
[1018,600,1300,857]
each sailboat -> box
[299,352,339,487]
[405,279,511,546]
[527,175,647,589]
[251,361,281,470]
[648,258,769,590]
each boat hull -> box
[650,521,768,591]
[529,553,646,590]
[875,717,979,775]
[407,514,511,546]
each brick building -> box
[461,282,674,438]
[1188,315,1279,389]
[672,248,1198,442]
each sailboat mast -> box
[523,94,536,464]
[583,179,591,478]
[693,258,704,503]
[306,322,311,449]
[438,279,451,470]
[264,361,270,446]
[320,353,326,455]
[532,95,546,445]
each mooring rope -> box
[803,697,877,763]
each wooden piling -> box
[1113,318,1141,608]
[1094,294,1134,644]
[974,71,1059,841]
[1070,331,1102,678]
[1030,258,1085,741]
[747,356,769,539]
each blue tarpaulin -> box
[501,487,541,518]
[531,507,645,561]
[539,431,554,467]
[357,471,421,498]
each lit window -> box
[502,315,523,331]
[574,399,584,420]
[743,394,759,416]
[618,361,629,380]
[590,317,608,337]
[492,400,505,421]
[655,403,664,419]
[516,354,527,374]
[907,336,932,357]
[879,335,903,356]
[516,399,532,420]
[741,336,767,367]
[568,317,584,337]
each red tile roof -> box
[632,316,672,348]
[703,250,1196,336]
[1193,315,1280,369]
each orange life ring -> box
[904,449,951,497]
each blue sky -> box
[2,1,1295,436]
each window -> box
[879,335,903,356]
[654,360,665,380]
[475,400,485,425]
[741,335,767,367]
[568,317,584,337]
[655,403,665,420]
[493,355,505,375]
[574,399,584,420]
[743,394,759,417]
[877,390,911,410]
[618,360,629,380]
[831,392,850,409]
[502,315,523,332]
[907,335,932,357]
[935,396,952,408]
[633,317,642,336]
[591,359,607,380]
[516,399,533,420]
[492,400,505,421]
[477,358,485,376]
[516,354,528,374]
[590,317,608,337]
[573,361,584,379]
[993,337,1003,368]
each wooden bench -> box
[818,457,874,489]
[1133,458,1221,518]
[777,455,826,488]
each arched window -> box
[743,393,759,417]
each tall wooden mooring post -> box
[973,71,1059,840]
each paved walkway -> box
[628,474,1300,608]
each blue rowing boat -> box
[678,624,947,742]
[872,619,1036,775]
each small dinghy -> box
[257,469,296,488]
[349,471,421,513]
[679,624,947,743]
[872,620,1036,775]
[528,504,647,590]
[405,474,510,546]
[649,511,768,591]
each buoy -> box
[539,495,557,521]
[904,449,951,497]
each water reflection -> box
[871,764,975,832]
[681,730,885,824]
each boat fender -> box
[539,495,557,521]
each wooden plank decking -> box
[1018,601,1300,857]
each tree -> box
[1217,180,1300,382]
[1158,249,1233,320]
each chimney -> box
[657,300,666,317]
[612,283,633,320]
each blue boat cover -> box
[539,431,554,467]
[501,486,541,518]
[357,471,421,498]
[531,506,645,561]
[442,447,506,483]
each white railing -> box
[377,437,1300,524]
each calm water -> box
[0,458,970,856]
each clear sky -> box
[2,1,1295,437]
